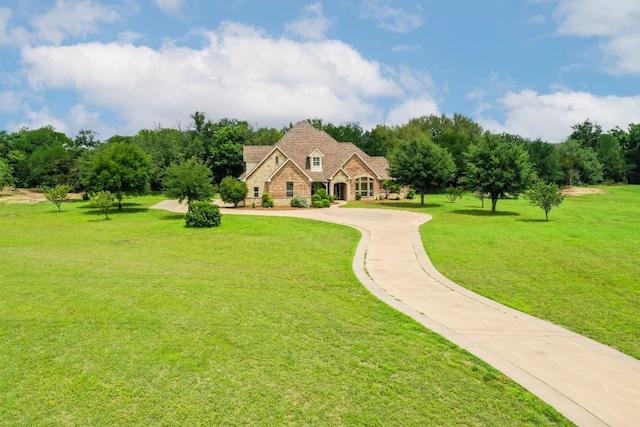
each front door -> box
[333,183,346,200]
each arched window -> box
[355,176,374,197]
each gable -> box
[341,153,380,180]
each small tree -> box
[164,158,216,206]
[90,190,116,220]
[44,184,72,212]
[445,186,463,203]
[526,181,564,221]
[388,137,456,205]
[219,176,248,207]
[382,179,401,199]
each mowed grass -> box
[347,185,640,359]
[0,197,570,426]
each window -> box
[286,181,294,198]
[253,187,259,198]
[312,156,320,167]
[275,156,279,165]
[355,176,374,197]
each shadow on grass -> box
[518,218,549,223]
[451,209,520,217]
[159,213,185,221]
[378,202,442,209]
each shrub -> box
[322,199,331,207]
[316,188,328,199]
[290,195,308,208]
[185,201,222,228]
[251,200,256,208]
[313,200,324,208]
[261,192,274,208]
[90,190,116,220]
[355,192,362,200]
[406,188,415,199]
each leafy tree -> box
[620,123,640,183]
[163,158,216,205]
[361,124,398,156]
[463,133,535,214]
[219,176,248,207]
[526,181,564,221]
[0,158,14,189]
[569,119,602,150]
[520,138,563,184]
[132,127,184,191]
[44,184,72,212]
[90,190,115,220]
[557,140,603,185]
[6,150,30,187]
[388,137,456,205]
[250,127,284,146]
[445,185,463,203]
[206,124,247,183]
[396,114,483,177]
[82,142,151,209]
[595,133,626,182]
[382,179,401,199]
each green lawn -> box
[0,197,570,425]
[347,185,640,360]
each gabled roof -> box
[240,145,287,181]
[254,121,388,181]
[266,158,312,183]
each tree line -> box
[1,112,639,205]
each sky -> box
[1,0,639,143]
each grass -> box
[346,185,640,359]
[0,197,570,425]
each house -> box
[239,121,389,206]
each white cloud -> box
[7,106,68,133]
[386,96,439,126]
[154,0,184,14]
[0,91,28,113]
[31,0,119,45]
[360,0,423,33]
[550,0,640,74]
[285,2,332,40]
[20,22,424,134]
[478,89,640,142]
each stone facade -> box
[268,161,311,206]
[240,121,389,206]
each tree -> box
[90,190,115,220]
[557,140,603,185]
[0,158,14,189]
[520,138,563,184]
[44,184,72,212]
[82,142,151,209]
[388,137,456,205]
[382,179,401,199]
[526,181,564,221]
[163,158,216,205]
[219,176,249,207]
[463,133,535,214]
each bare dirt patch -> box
[0,188,81,204]
[561,186,606,197]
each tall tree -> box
[520,138,563,184]
[568,119,602,150]
[82,142,151,209]
[557,140,603,185]
[0,158,14,189]
[388,137,456,205]
[463,133,535,214]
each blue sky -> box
[1,0,639,142]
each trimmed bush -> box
[290,195,308,208]
[406,188,415,199]
[185,201,222,228]
[355,192,362,200]
[322,199,331,207]
[261,192,275,208]
[311,193,322,203]
[312,200,324,208]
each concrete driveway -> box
[152,200,640,426]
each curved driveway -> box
[152,200,640,426]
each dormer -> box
[308,148,325,172]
